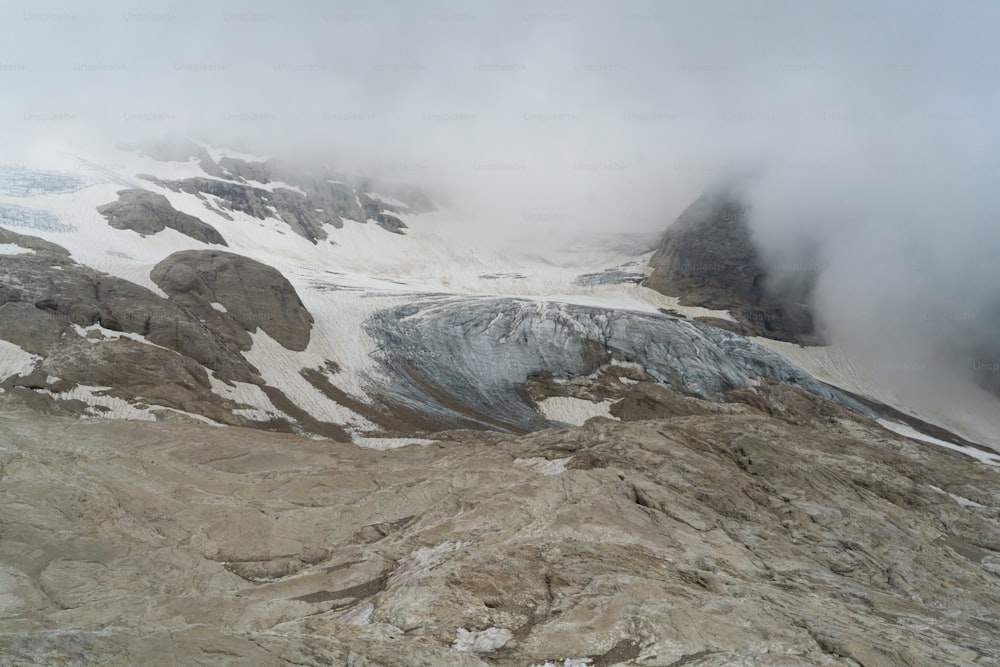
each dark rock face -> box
[151,249,313,351]
[363,297,869,432]
[646,192,818,343]
[97,189,227,246]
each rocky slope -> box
[0,227,349,435]
[1,380,998,666]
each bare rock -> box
[151,249,314,351]
[0,302,69,355]
[1,385,997,666]
[98,189,227,246]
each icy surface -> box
[0,169,90,197]
[2,146,996,447]
[364,298,873,432]
[0,203,75,232]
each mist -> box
[4,0,1000,417]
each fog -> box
[4,0,1000,416]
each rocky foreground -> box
[1,382,999,666]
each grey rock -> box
[0,302,69,355]
[97,189,228,245]
[143,174,338,242]
[151,249,314,351]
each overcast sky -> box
[3,0,997,230]
[4,0,1000,413]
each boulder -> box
[151,249,314,351]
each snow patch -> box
[367,191,409,209]
[878,419,1000,466]
[0,340,40,380]
[514,456,573,476]
[0,243,34,255]
[452,627,512,653]
[241,329,373,431]
[254,180,306,196]
[530,660,593,667]
[537,397,616,426]
[208,375,288,423]
[352,436,437,451]
[70,323,167,348]
[928,485,985,508]
[209,301,227,313]
[757,339,1000,451]
[35,385,159,421]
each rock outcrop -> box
[97,189,227,246]
[646,192,818,343]
[0,228,259,384]
[0,229,332,434]
[1,381,998,666]
[151,249,314,351]
[135,143,419,242]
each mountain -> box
[1,140,999,666]
[644,190,819,344]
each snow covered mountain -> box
[1,139,999,460]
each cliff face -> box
[645,192,819,344]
